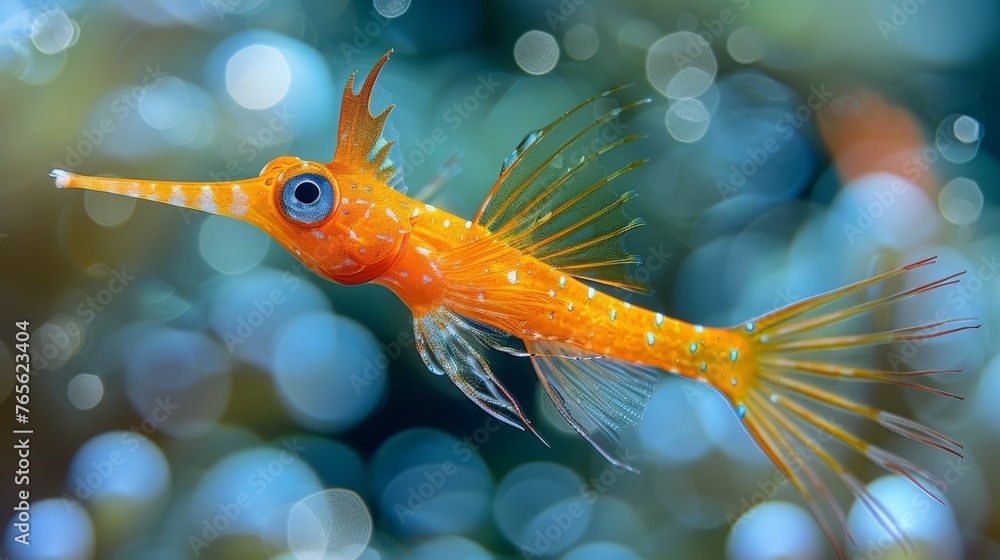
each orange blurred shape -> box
[819,89,940,196]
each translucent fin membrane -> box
[475,87,651,294]
[413,306,544,443]
[732,257,977,559]
[527,340,658,473]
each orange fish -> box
[51,50,977,557]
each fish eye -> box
[280,173,336,224]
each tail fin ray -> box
[729,258,976,558]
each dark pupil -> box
[294,181,320,204]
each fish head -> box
[50,152,409,285]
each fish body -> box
[51,50,976,558]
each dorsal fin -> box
[474,87,650,294]
[328,49,407,193]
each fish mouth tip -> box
[50,169,71,188]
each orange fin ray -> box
[749,256,939,335]
[726,259,974,557]
[474,87,651,294]
[329,49,407,193]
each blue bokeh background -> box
[1,0,998,558]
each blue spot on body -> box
[730,349,738,362]
[736,404,747,418]
[745,322,755,332]
[689,343,697,353]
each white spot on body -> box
[624,302,631,309]
[425,204,436,212]
[559,276,566,288]
[646,332,655,345]
[443,219,450,228]
[416,246,431,256]
[655,313,664,327]
[567,302,574,311]
[465,220,472,229]
[312,230,325,239]
[422,274,432,284]
[230,185,249,215]
[147,194,159,201]
[126,183,140,198]
[385,207,398,222]
[168,186,185,206]
[610,309,617,322]
[549,289,556,297]
[198,186,218,213]
[375,234,394,243]
[694,324,704,333]
[507,270,518,284]
[348,229,359,240]
[587,287,596,299]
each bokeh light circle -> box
[4,498,94,559]
[31,9,77,54]
[514,30,560,75]
[938,177,983,225]
[371,429,494,536]
[726,501,824,560]
[373,0,410,19]
[199,215,270,274]
[67,431,170,505]
[647,32,717,99]
[936,113,984,164]
[67,373,104,410]
[124,327,231,439]
[84,190,136,227]
[726,27,765,64]
[226,44,292,109]
[847,476,962,559]
[287,489,372,560]
[665,97,710,143]
[564,24,599,61]
[273,313,386,432]
[493,462,592,555]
